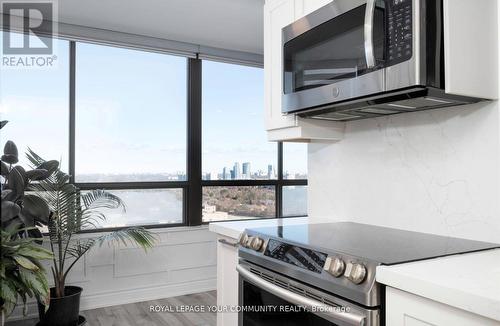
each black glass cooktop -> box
[249,222,500,265]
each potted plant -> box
[26,150,156,326]
[0,227,53,326]
[1,120,55,325]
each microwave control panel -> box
[386,0,413,65]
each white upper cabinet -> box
[264,0,344,142]
[295,0,333,17]
[443,0,498,100]
[264,0,296,132]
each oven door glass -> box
[242,280,336,326]
[283,2,386,94]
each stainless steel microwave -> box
[282,0,482,121]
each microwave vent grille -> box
[307,96,471,121]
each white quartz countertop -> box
[208,217,311,239]
[377,248,500,322]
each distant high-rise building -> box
[267,164,274,179]
[233,162,241,179]
[205,171,218,180]
[222,167,230,180]
[242,162,251,178]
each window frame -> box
[18,38,307,232]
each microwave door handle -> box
[364,0,376,68]
[236,265,366,326]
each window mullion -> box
[186,58,203,226]
[277,142,284,181]
[277,142,283,217]
[69,41,76,183]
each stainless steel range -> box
[237,222,500,326]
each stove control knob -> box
[344,263,367,284]
[239,233,249,247]
[323,257,345,277]
[250,237,264,251]
[245,236,254,248]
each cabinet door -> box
[443,0,498,99]
[295,0,332,18]
[264,0,297,130]
[386,287,500,326]
[216,235,239,326]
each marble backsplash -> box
[308,100,500,244]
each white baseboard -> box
[7,279,217,322]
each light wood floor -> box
[6,291,217,326]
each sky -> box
[0,33,307,179]
[0,37,70,171]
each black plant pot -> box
[37,286,83,326]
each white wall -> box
[9,226,217,321]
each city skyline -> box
[204,161,277,180]
[74,159,306,183]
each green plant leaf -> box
[18,211,35,227]
[0,279,18,316]
[4,220,22,235]
[18,267,49,304]
[1,200,20,222]
[66,239,95,259]
[1,160,9,176]
[12,255,39,271]
[25,169,49,181]
[17,245,53,260]
[1,154,18,165]
[3,140,18,157]
[36,160,59,176]
[1,189,13,200]
[22,194,50,223]
[81,189,125,211]
[97,227,157,250]
[7,165,25,199]
[0,279,17,304]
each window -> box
[201,60,307,222]
[73,43,188,228]
[0,35,69,172]
[202,61,276,180]
[283,143,308,179]
[1,33,307,230]
[87,189,183,228]
[75,43,187,182]
[282,186,307,217]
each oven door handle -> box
[364,0,377,68]
[236,265,366,326]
